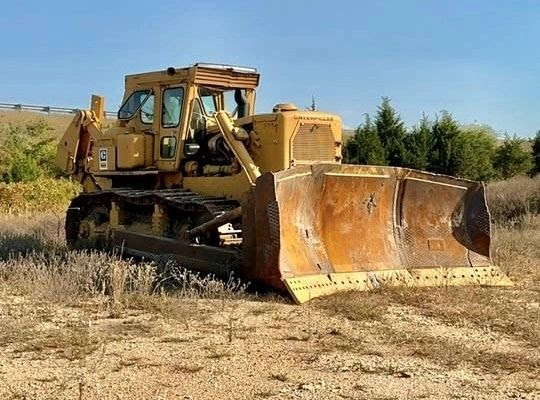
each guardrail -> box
[0,102,117,118]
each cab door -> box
[156,85,186,171]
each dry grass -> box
[487,175,540,226]
[314,211,540,374]
[0,111,74,137]
[314,289,391,322]
[270,372,289,382]
[0,213,251,378]
[492,216,540,288]
[382,327,539,373]
[0,213,248,310]
[0,177,537,398]
[0,110,114,139]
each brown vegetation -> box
[0,110,114,138]
[487,175,540,226]
[0,178,538,399]
[0,110,73,136]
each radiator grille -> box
[292,123,335,162]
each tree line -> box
[344,97,540,181]
[2,105,540,185]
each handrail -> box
[0,102,117,118]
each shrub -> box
[452,125,497,181]
[0,120,60,183]
[0,178,80,214]
[347,101,533,182]
[493,137,534,179]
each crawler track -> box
[66,188,242,276]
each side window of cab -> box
[199,87,217,115]
[140,94,154,124]
[162,87,184,128]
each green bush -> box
[426,111,461,176]
[493,137,533,179]
[452,125,497,181]
[0,120,59,183]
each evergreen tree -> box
[343,115,387,165]
[452,125,497,180]
[374,97,406,166]
[403,114,431,170]
[493,137,534,179]
[307,96,317,111]
[428,111,461,175]
[533,130,540,175]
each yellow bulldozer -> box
[56,63,511,303]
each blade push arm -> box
[213,110,261,185]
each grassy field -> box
[0,110,114,140]
[0,179,537,399]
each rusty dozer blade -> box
[241,164,512,304]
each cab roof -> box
[125,63,260,90]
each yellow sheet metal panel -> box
[183,172,252,201]
[124,64,259,90]
[250,111,342,173]
[117,133,146,169]
[143,134,154,167]
[55,112,85,174]
[193,66,259,89]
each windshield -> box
[118,90,152,120]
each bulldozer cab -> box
[116,63,259,172]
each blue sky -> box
[1,0,538,136]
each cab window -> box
[140,94,154,124]
[223,90,237,116]
[199,88,217,115]
[190,100,205,135]
[118,90,151,120]
[162,87,184,128]
[160,137,177,158]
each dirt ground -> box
[0,215,538,400]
